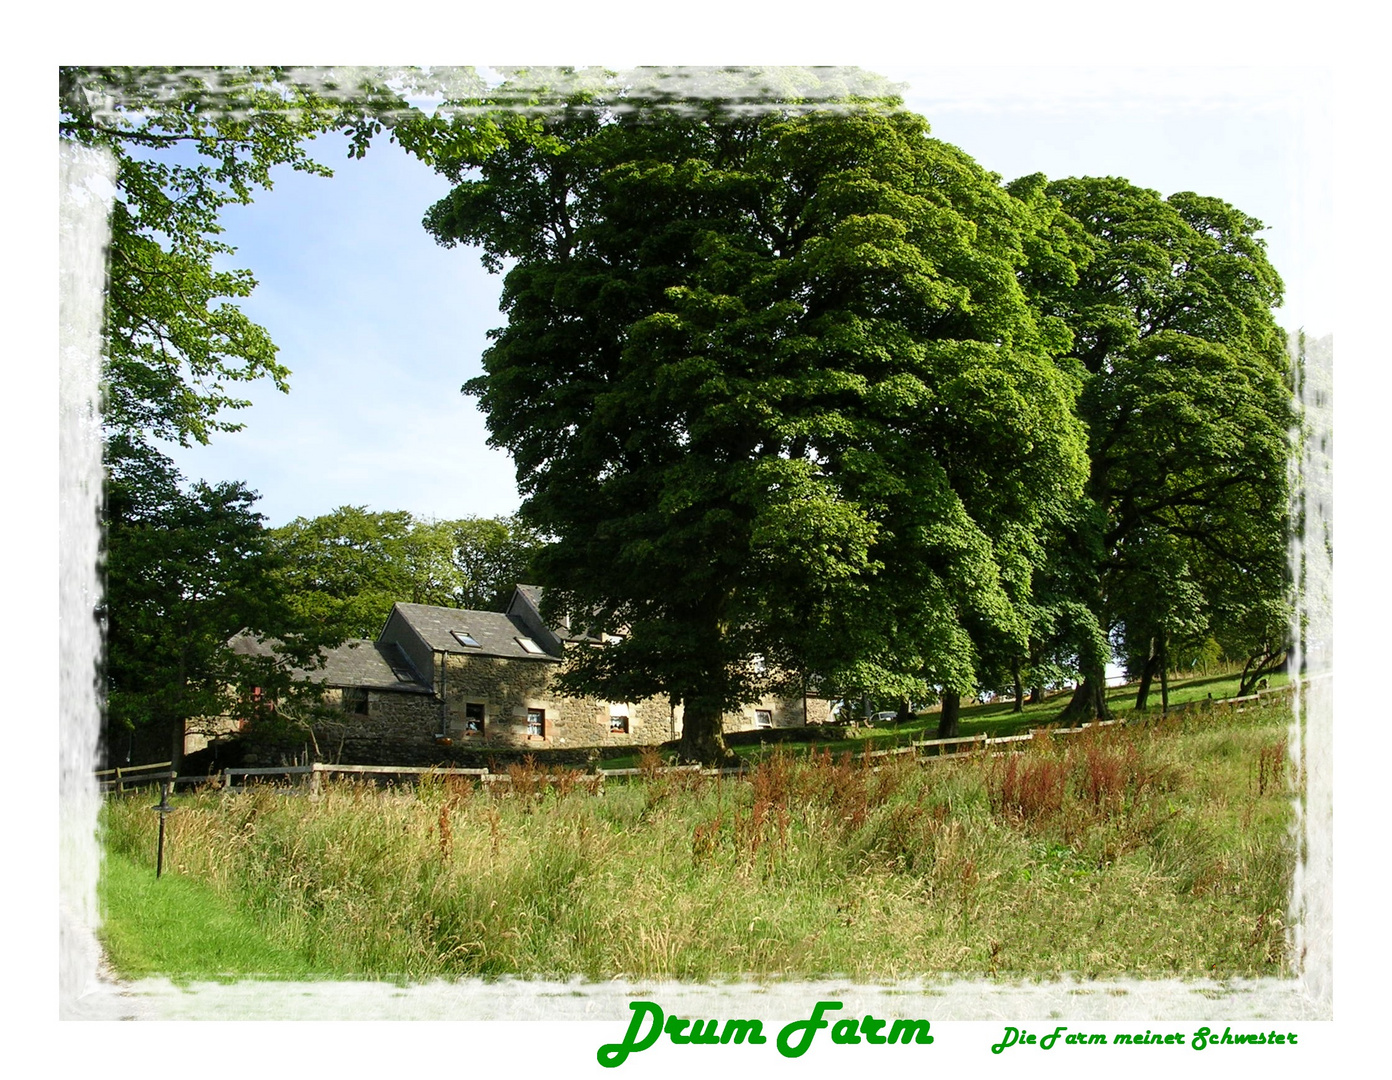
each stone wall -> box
[309,686,444,765]
[721,693,834,733]
[439,654,676,750]
[183,712,245,757]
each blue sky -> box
[156,65,1333,530]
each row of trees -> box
[418,76,1295,760]
[270,508,541,640]
[67,68,1296,767]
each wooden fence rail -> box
[94,761,172,779]
[95,761,174,793]
[99,680,1306,797]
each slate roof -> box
[513,583,544,612]
[388,602,562,662]
[228,634,433,693]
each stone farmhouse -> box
[205,585,830,764]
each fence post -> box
[222,768,233,793]
[116,766,124,794]
[310,763,322,797]
[153,781,172,878]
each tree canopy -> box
[71,67,1298,766]
[422,84,1090,760]
[100,437,331,762]
[270,508,542,641]
[1018,176,1293,716]
[59,65,504,449]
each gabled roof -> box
[228,634,433,694]
[387,601,562,662]
[509,584,609,645]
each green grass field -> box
[99,680,1301,984]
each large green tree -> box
[423,84,1088,761]
[1016,176,1293,718]
[449,515,545,610]
[270,507,458,641]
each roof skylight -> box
[451,630,481,648]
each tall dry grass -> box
[102,698,1297,981]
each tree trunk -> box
[1012,660,1025,714]
[1158,628,1169,715]
[1058,668,1111,724]
[1029,685,1044,705]
[1238,650,1285,696]
[1134,644,1159,711]
[936,691,962,739]
[895,699,914,724]
[676,694,736,766]
[1060,678,1092,720]
[168,716,185,773]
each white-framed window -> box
[516,636,546,654]
[526,707,545,737]
[754,709,773,729]
[608,704,630,734]
[451,630,481,648]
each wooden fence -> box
[96,718,1125,795]
[95,761,175,793]
[98,678,1306,796]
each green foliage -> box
[101,437,334,759]
[63,67,345,446]
[419,81,1088,759]
[448,515,545,610]
[269,508,543,640]
[60,66,502,449]
[1017,176,1294,716]
[270,507,457,640]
